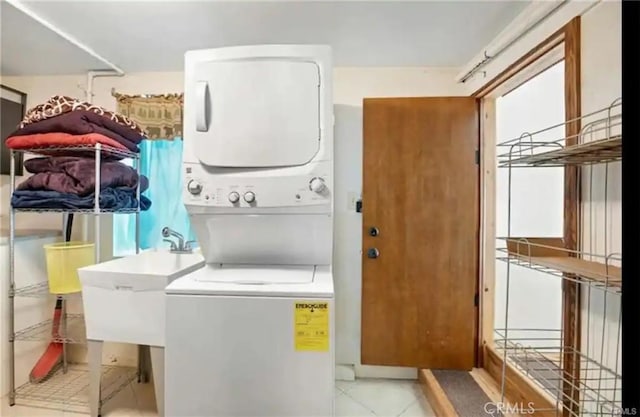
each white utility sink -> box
[79,250,204,417]
[78,250,205,346]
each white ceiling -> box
[1,1,529,76]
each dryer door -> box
[192,59,321,168]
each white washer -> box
[165,265,334,416]
[166,45,335,416]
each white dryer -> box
[165,45,335,417]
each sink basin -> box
[78,251,205,346]
[83,250,204,278]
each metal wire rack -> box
[14,207,140,214]
[14,364,137,414]
[7,142,143,413]
[495,98,622,416]
[14,314,86,344]
[494,329,621,417]
[11,281,83,298]
[9,143,138,160]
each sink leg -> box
[149,346,165,417]
[87,340,103,417]
[137,345,143,382]
[138,345,151,383]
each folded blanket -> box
[18,157,148,196]
[11,188,151,211]
[10,110,143,151]
[20,95,145,136]
[5,132,130,159]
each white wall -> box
[494,62,565,344]
[1,67,466,372]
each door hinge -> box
[475,149,480,165]
[474,293,479,307]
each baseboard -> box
[335,364,356,381]
[354,364,418,379]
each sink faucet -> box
[161,227,195,254]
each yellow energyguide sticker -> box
[294,301,329,352]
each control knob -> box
[228,191,240,204]
[309,177,326,193]
[187,180,203,195]
[244,191,256,203]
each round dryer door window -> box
[192,59,321,168]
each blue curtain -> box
[113,138,196,256]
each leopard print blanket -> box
[20,95,146,136]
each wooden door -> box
[361,97,480,370]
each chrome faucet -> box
[161,227,195,254]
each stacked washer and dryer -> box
[165,45,335,416]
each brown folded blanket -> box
[19,95,145,136]
[10,110,142,151]
[18,157,148,196]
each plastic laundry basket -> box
[44,241,96,294]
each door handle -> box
[367,248,379,259]
[195,81,210,132]
[368,227,379,237]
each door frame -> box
[1,84,27,176]
[473,17,582,414]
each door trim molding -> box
[475,17,582,415]
[472,24,566,98]
[477,98,497,366]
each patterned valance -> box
[113,92,184,140]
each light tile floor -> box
[335,379,435,417]
[1,378,435,417]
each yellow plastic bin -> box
[44,241,96,294]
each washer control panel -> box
[183,163,331,208]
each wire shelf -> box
[494,329,621,417]
[14,363,137,414]
[499,136,621,167]
[10,144,139,159]
[11,282,83,298]
[497,98,621,167]
[13,207,140,214]
[496,238,621,293]
[14,314,86,344]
